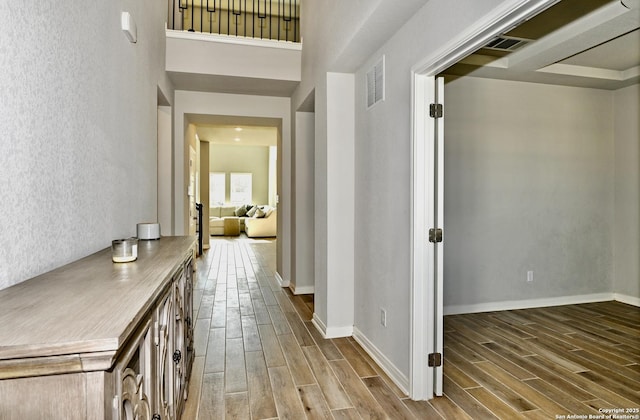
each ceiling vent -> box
[367,56,385,109]
[484,36,531,51]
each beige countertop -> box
[0,236,196,367]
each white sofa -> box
[209,205,276,237]
[209,205,241,235]
[245,209,277,237]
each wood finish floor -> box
[443,301,640,419]
[183,236,640,419]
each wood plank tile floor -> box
[183,236,640,419]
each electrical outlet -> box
[527,271,534,282]
[380,308,387,327]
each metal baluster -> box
[269,0,272,41]
[206,0,216,34]
[284,0,290,41]
[292,0,296,42]
[178,0,188,31]
[178,0,188,14]
[282,0,293,42]
[257,0,266,39]
[171,0,175,30]
[231,0,241,36]
[168,0,299,41]
[189,0,195,31]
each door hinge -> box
[428,228,443,243]
[428,352,442,367]
[429,103,443,118]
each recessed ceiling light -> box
[234,137,241,142]
[235,127,242,132]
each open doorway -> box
[410,0,564,401]
[173,92,292,293]
[411,0,639,401]
[437,0,638,315]
[183,116,281,249]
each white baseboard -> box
[311,314,327,337]
[352,328,409,395]
[275,272,289,288]
[290,284,314,295]
[444,293,614,315]
[614,293,640,307]
[326,325,353,338]
[311,313,353,339]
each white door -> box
[410,0,557,401]
[410,75,444,400]
[427,76,445,396]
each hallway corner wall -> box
[291,111,316,294]
[613,83,640,301]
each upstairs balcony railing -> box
[168,0,300,42]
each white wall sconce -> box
[121,12,137,43]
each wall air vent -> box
[367,56,385,109]
[484,36,531,51]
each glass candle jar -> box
[112,238,138,263]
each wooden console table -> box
[0,236,197,420]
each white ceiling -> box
[560,29,639,70]
[197,125,277,146]
[188,114,279,146]
[442,0,640,90]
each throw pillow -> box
[246,206,258,217]
[255,207,266,218]
[234,206,247,217]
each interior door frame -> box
[409,0,560,400]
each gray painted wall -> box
[292,112,315,293]
[210,144,271,206]
[0,1,171,290]
[614,84,640,299]
[352,0,506,379]
[293,0,438,336]
[443,77,615,307]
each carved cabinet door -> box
[115,319,154,420]
[172,270,186,415]
[183,257,195,383]
[155,288,175,420]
